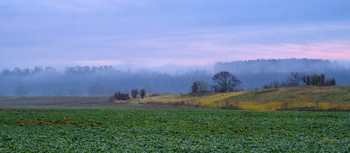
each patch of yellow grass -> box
[139,91,248,108]
[134,90,350,111]
[226,99,350,111]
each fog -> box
[215,59,350,89]
[0,66,212,96]
[0,58,349,96]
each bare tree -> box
[284,72,303,87]
[67,89,83,96]
[191,82,198,93]
[325,78,336,86]
[131,89,138,99]
[191,80,209,93]
[140,89,146,99]
[88,84,106,96]
[212,71,241,92]
[299,73,336,86]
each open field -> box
[0,97,113,107]
[0,87,349,152]
[0,96,190,110]
[1,108,349,152]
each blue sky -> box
[1,0,350,69]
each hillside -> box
[138,86,350,111]
[229,86,350,103]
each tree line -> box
[191,71,338,94]
[1,66,211,96]
[263,72,336,89]
[1,66,115,76]
[112,88,146,101]
[10,71,339,97]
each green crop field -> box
[1,107,349,152]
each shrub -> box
[114,92,130,100]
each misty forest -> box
[1,58,349,96]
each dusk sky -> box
[1,0,350,70]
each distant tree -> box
[41,90,52,96]
[271,80,281,88]
[325,78,336,86]
[310,74,321,86]
[44,66,56,72]
[32,66,43,74]
[264,73,336,89]
[140,89,146,99]
[67,89,76,96]
[299,73,336,86]
[284,72,303,87]
[320,74,326,86]
[191,80,209,93]
[14,86,28,96]
[114,92,130,100]
[212,71,241,92]
[191,82,198,93]
[263,80,281,89]
[211,85,219,93]
[263,84,272,89]
[88,84,106,96]
[131,89,138,99]
[300,73,317,86]
[1,69,11,76]
[53,88,65,96]
[67,89,83,96]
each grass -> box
[138,86,350,111]
[0,97,23,101]
[229,86,350,103]
[139,91,248,108]
[1,88,350,152]
[0,108,349,152]
[0,96,113,108]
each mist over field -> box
[0,65,211,96]
[1,58,349,96]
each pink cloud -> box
[74,60,123,66]
[123,58,217,67]
[111,41,350,67]
[241,42,350,60]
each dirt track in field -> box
[0,97,193,109]
[0,97,112,107]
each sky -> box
[1,0,350,70]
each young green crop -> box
[0,108,349,152]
